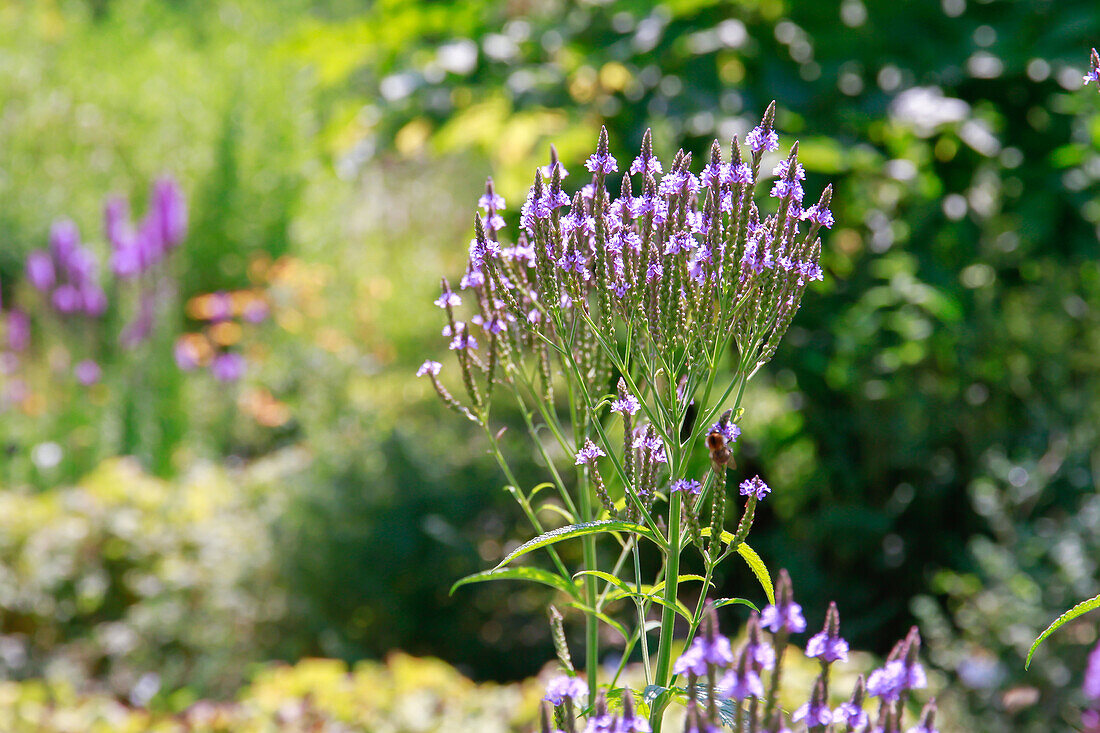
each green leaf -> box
[714,597,760,613]
[451,567,579,599]
[493,519,662,570]
[736,543,774,606]
[1025,593,1100,669]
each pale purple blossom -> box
[585,151,618,174]
[417,360,442,377]
[1083,640,1100,700]
[575,439,606,465]
[833,702,869,730]
[746,125,779,153]
[74,359,102,386]
[543,675,587,705]
[710,421,740,444]
[719,666,764,701]
[867,659,927,702]
[611,394,641,416]
[211,352,246,382]
[739,475,771,500]
[671,479,702,495]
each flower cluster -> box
[106,177,187,279]
[26,220,108,318]
[656,572,932,733]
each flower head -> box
[792,676,833,728]
[806,601,849,664]
[543,674,587,706]
[585,152,618,175]
[760,570,806,633]
[671,479,703,495]
[417,360,442,377]
[739,475,771,501]
[720,649,764,701]
[575,439,606,466]
[746,124,779,154]
[610,393,641,416]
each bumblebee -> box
[706,428,733,468]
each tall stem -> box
[652,484,683,731]
[578,467,600,704]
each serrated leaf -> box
[1026,593,1100,669]
[493,519,661,570]
[737,543,774,606]
[451,567,579,598]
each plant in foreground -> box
[427,110,931,729]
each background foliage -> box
[1,0,1100,730]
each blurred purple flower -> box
[74,359,101,386]
[211,352,246,382]
[7,310,30,352]
[152,176,188,248]
[25,251,56,291]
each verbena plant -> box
[424,105,935,731]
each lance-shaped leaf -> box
[736,542,774,606]
[1025,593,1100,669]
[493,519,665,571]
[451,567,580,599]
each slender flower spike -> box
[544,675,587,705]
[673,607,735,676]
[761,570,807,633]
[585,128,618,174]
[618,691,652,733]
[575,439,606,466]
[745,613,777,671]
[833,675,869,730]
[720,646,765,701]
[1084,48,1100,87]
[671,479,703,495]
[866,629,927,702]
[746,110,779,154]
[792,676,833,728]
[806,602,850,664]
[435,289,461,309]
[584,693,616,733]
[740,475,771,500]
[416,360,442,377]
[906,699,939,733]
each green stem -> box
[652,484,683,731]
[578,464,600,704]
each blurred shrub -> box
[0,653,542,732]
[0,458,286,700]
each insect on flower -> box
[706,427,733,468]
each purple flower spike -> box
[152,176,188,248]
[435,290,462,309]
[543,674,587,705]
[610,393,641,416]
[833,701,868,730]
[760,570,806,634]
[416,360,442,377]
[49,219,80,261]
[719,664,764,701]
[746,125,779,154]
[800,203,835,229]
[52,285,82,314]
[25,251,56,291]
[671,479,703,495]
[806,601,849,663]
[867,658,927,702]
[81,285,108,317]
[585,151,618,175]
[211,352,246,382]
[74,359,102,386]
[7,310,30,352]
[739,475,771,500]
[575,438,605,466]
